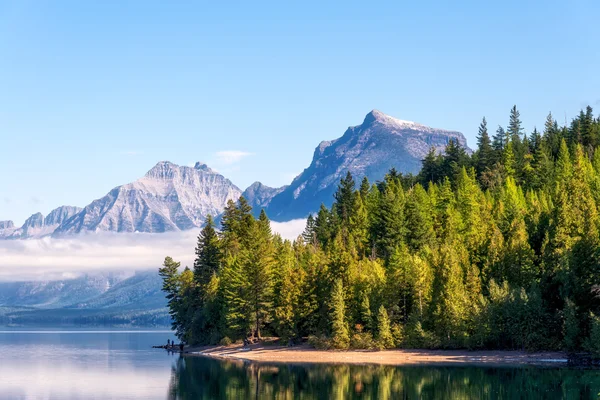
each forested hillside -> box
[160,106,600,354]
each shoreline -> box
[184,343,569,367]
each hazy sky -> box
[1,0,599,224]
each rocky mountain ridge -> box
[260,109,469,220]
[53,161,242,235]
[0,206,82,239]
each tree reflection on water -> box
[168,356,600,399]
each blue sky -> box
[1,0,599,224]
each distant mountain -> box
[53,161,241,235]
[72,272,165,310]
[241,182,286,216]
[0,271,169,327]
[262,109,469,221]
[0,206,81,239]
[0,221,14,230]
[0,272,133,309]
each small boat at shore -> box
[153,344,185,351]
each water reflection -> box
[169,356,600,399]
[0,330,177,400]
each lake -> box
[1,331,600,399]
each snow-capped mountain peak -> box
[262,109,470,220]
[53,161,241,235]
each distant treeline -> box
[0,307,170,327]
[160,106,600,353]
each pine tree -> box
[193,215,221,288]
[508,105,524,141]
[359,176,370,200]
[584,313,600,357]
[219,199,241,256]
[475,117,494,178]
[456,167,486,256]
[376,305,394,349]
[329,279,350,349]
[388,246,413,322]
[581,106,595,147]
[419,147,441,186]
[562,298,579,351]
[544,112,561,158]
[302,214,317,245]
[334,171,356,227]
[314,203,334,248]
[243,210,274,339]
[405,184,435,251]
[349,193,369,252]
[159,256,183,336]
[376,179,406,258]
[221,257,250,339]
[430,243,468,347]
[497,177,536,287]
[271,239,301,340]
[492,126,506,156]
[503,140,516,178]
[440,138,468,180]
[358,291,373,332]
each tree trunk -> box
[255,309,261,339]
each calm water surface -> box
[1,331,600,399]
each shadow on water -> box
[167,356,600,399]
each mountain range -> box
[0,110,469,238]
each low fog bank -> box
[0,219,306,281]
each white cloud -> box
[0,231,197,281]
[271,219,306,241]
[0,219,306,282]
[214,150,253,165]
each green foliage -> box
[159,106,600,352]
[307,335,331,350]
[193,215,221,288]
[404,314,439,349]
[584,313,600,358]
[376,305,394,349]
[219,336,232,346]
[350,332,376,349]
[562,298,579,351]
[329,279,350,349]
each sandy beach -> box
[185,343,568,367]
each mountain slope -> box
[0,272,133,309]
[241,182,286,216]
[264,109,469,221]
[54,161,241,235]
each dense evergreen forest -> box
[160,106,600,353]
